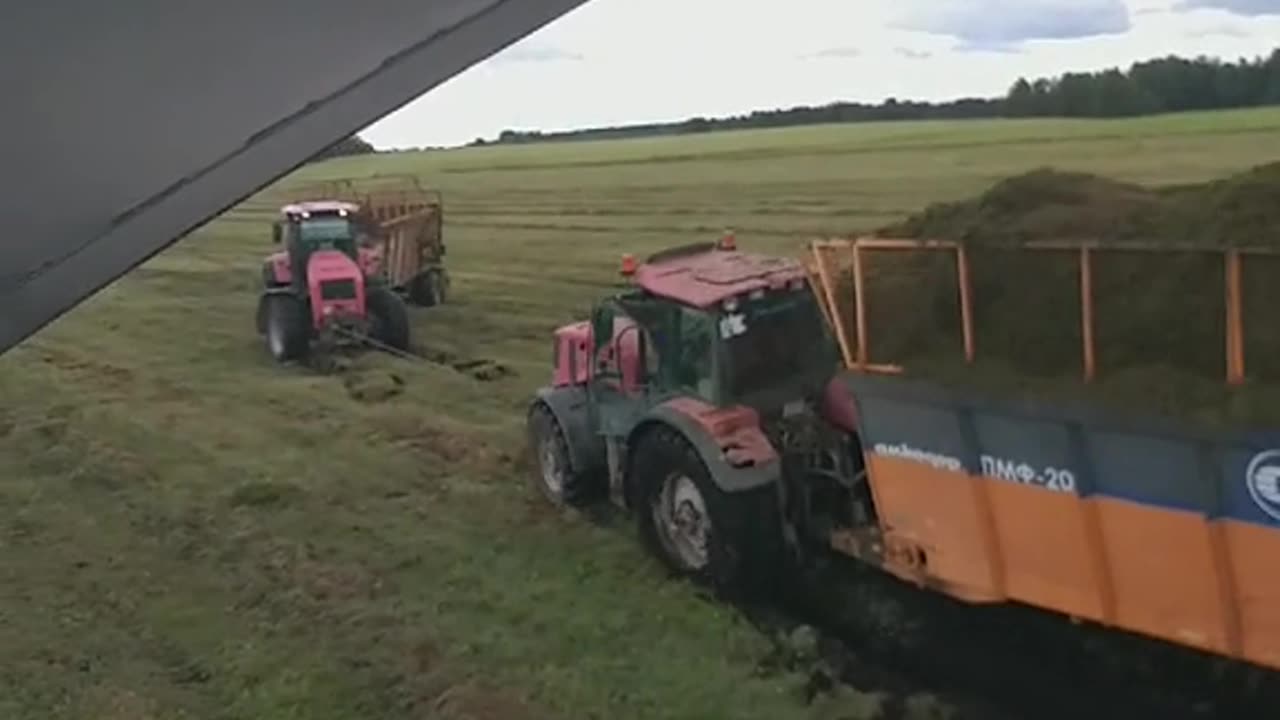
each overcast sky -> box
[362,0,1280,148]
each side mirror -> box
[271,222,282,244]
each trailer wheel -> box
[367,287,411,351]
[408,270,445,307]
[262,294,309,362]
[527,403,600,507]
[632,425,779,596]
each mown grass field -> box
[3,108,1279,720]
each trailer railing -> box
[806,237,1280,387]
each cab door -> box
[587,301,655,440]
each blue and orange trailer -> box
[809,236,1280,672]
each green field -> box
[3,108,1279,720]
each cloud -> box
[490,45,584,63]
[806,46,862,59]
[1176,0,1280,14]
[894,47,933,59]
[1183,22,1251,36]
[893,0,1131,47]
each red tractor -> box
[255,200,411,362]
[526,234,872,592]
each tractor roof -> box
[280,200,360,216]
[633,246,808,309]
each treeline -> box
[1008,50,1280,117]
[477,48,1280,146]
[308,134,377,162]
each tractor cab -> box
[273,201,362,289]
[558,236,842,420]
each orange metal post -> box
[811,242,857,369]
[956,245,975,364]
[1208,523,1245,656]
[1079,499,1116,625]
[852,241,869,368]
[1225,250,1245,386]
[803,264,836,334]
[1080,246,1096,382]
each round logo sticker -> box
[1245,449,1280,522]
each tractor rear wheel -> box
[632,425,780,597]
[407,269,445,307]
[527,402,601,508]
[262,293,309,362]
[367,287,411,351]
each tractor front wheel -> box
[367,287,411,351]
[527,403,601,508]
[262,293,309,362]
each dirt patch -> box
[73,686,164,720]
[228,480,303,509]
[430,680,545,720]
[341,368,407,403]
[371,411,511,476]
[857,161,1280,429]
[413,345,515,382]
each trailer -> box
[525,231,1280,682]
[283,174,449,307]
[805,236,1280,671]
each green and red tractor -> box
[525,234,874,592]
[255,200,411,362]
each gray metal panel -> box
[0,0,588,353]
[855,395,976,474]
[843,371,1280,526]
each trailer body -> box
[805,235,1280,672]
[839,371,1280,670]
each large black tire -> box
[527,402,603,508]
[407,269,446,307]
[366,286,411,351]
[631,425,781,598]
[262,293,309,362]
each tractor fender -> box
[531,385,606,479]
[262,252,291,286]
[627,400,780,498]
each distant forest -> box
[322,48,1280,155]
[476,48,1280,147]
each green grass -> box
[2,107,1279,720]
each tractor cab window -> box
[591,299,656,394]
[611,294,718,402]
[722,290,837,401]
[296,217,356,255]
[668,305,716,401]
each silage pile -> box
[848,161,1280,430]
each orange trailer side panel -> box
[1093,498,1230,655]
[843,372,1280,672]
[867,456,1002,602]
[1223,520,1280,667]
[985,479,1102,620]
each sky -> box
[362,0,1280,149]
